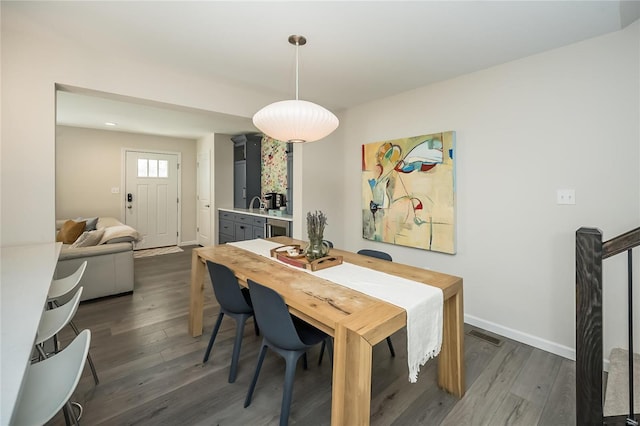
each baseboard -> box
[179,240,198,247]
[464,314,576,361]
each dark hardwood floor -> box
[48,246,576,425]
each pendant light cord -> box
[295,40,300,101]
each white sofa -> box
[55,217,138,301]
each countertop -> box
[219,207,294,222]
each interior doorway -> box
[125,150,180,249]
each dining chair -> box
[202,260,259,383]
[13,329,91,426]
[46,261,99,385]
[35,286,84,360]
[357,249,396,357]
[357,248,393,262]
[244,279,332,426]
[318,248,396,365]
[48,261,87,302]
[323,240,334,248]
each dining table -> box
[1,242,62,426]
[188,236,464,425]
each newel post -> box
[576,227,604,425]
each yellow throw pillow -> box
[56,220,86,244]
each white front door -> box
[125,151,179,250]
[197,150,211,246]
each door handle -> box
[127,205,132,209]
[205,204,210,208]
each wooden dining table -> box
[188,237,464,425]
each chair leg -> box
[280,352,304,426]
[386,336,396,357]
[244,343,268,408]
[203,312,224,363]
[36,344,47,360]
[317,340,326,365]
[302,352,308,370]
[64,401,80,426]
[228,317,247,383]
[326,337,334,366]
[253,316,260,336]
[62,402,72,426]
[70,320,100,384]
[85,352,100,385]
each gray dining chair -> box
[244,279,332,426]
[318,248,396,365]
[202,260,259,383]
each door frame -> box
[121,148,183,246]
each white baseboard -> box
[464,314,576,361]
[179,240,198,247]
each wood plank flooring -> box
[47,246,577,425]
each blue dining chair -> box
[202,261,259,383]
[244,279,332,426]
[318,248,396,365]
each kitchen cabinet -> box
[218,210,266,243]
[231,134,262,209]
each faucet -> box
[249,196,264,211]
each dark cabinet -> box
[231,134,262,209]
[218,210,266,243]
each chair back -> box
[13,329,91,426]
[357,249,392,261]
[207,261,253,314]
[323,240,334,248]
[48,261,87,301]
[247,279,305,351]
[36,286,84,345]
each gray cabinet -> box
[232,134,262,209]
[218,210,266,243]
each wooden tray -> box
[270,245,343,272]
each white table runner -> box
[228,239,443,383]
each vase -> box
[305,236,330,261]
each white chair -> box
[48,261,87,301]
[13,330,91,426]
[35,286,84,360]
[47,261,99,385]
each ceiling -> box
[34,1,638,139]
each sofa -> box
[55,217,140,301]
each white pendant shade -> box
[253,99,339,143]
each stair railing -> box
[576,226,640,426]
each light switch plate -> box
[557,189,575,205]
[111,187,120,194]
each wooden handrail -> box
[603,227,640,259]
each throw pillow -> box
[70,229,105,248]
[56,220,86,244]
[74,216,99,231]
[98,224,141,245]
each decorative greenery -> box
[306,210,328,240]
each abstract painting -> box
[361,131,456,254]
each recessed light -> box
[105,122,117,126]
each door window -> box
[137,158,169,178]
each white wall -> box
[56,126,197,242]
[214,133,234,243]
[1,2,276,245]
[333,21,640,359]
[296,123,346,243]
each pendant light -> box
[253,35,339,143]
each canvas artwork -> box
[361,131,456,254]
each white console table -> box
[1,242,62,425]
